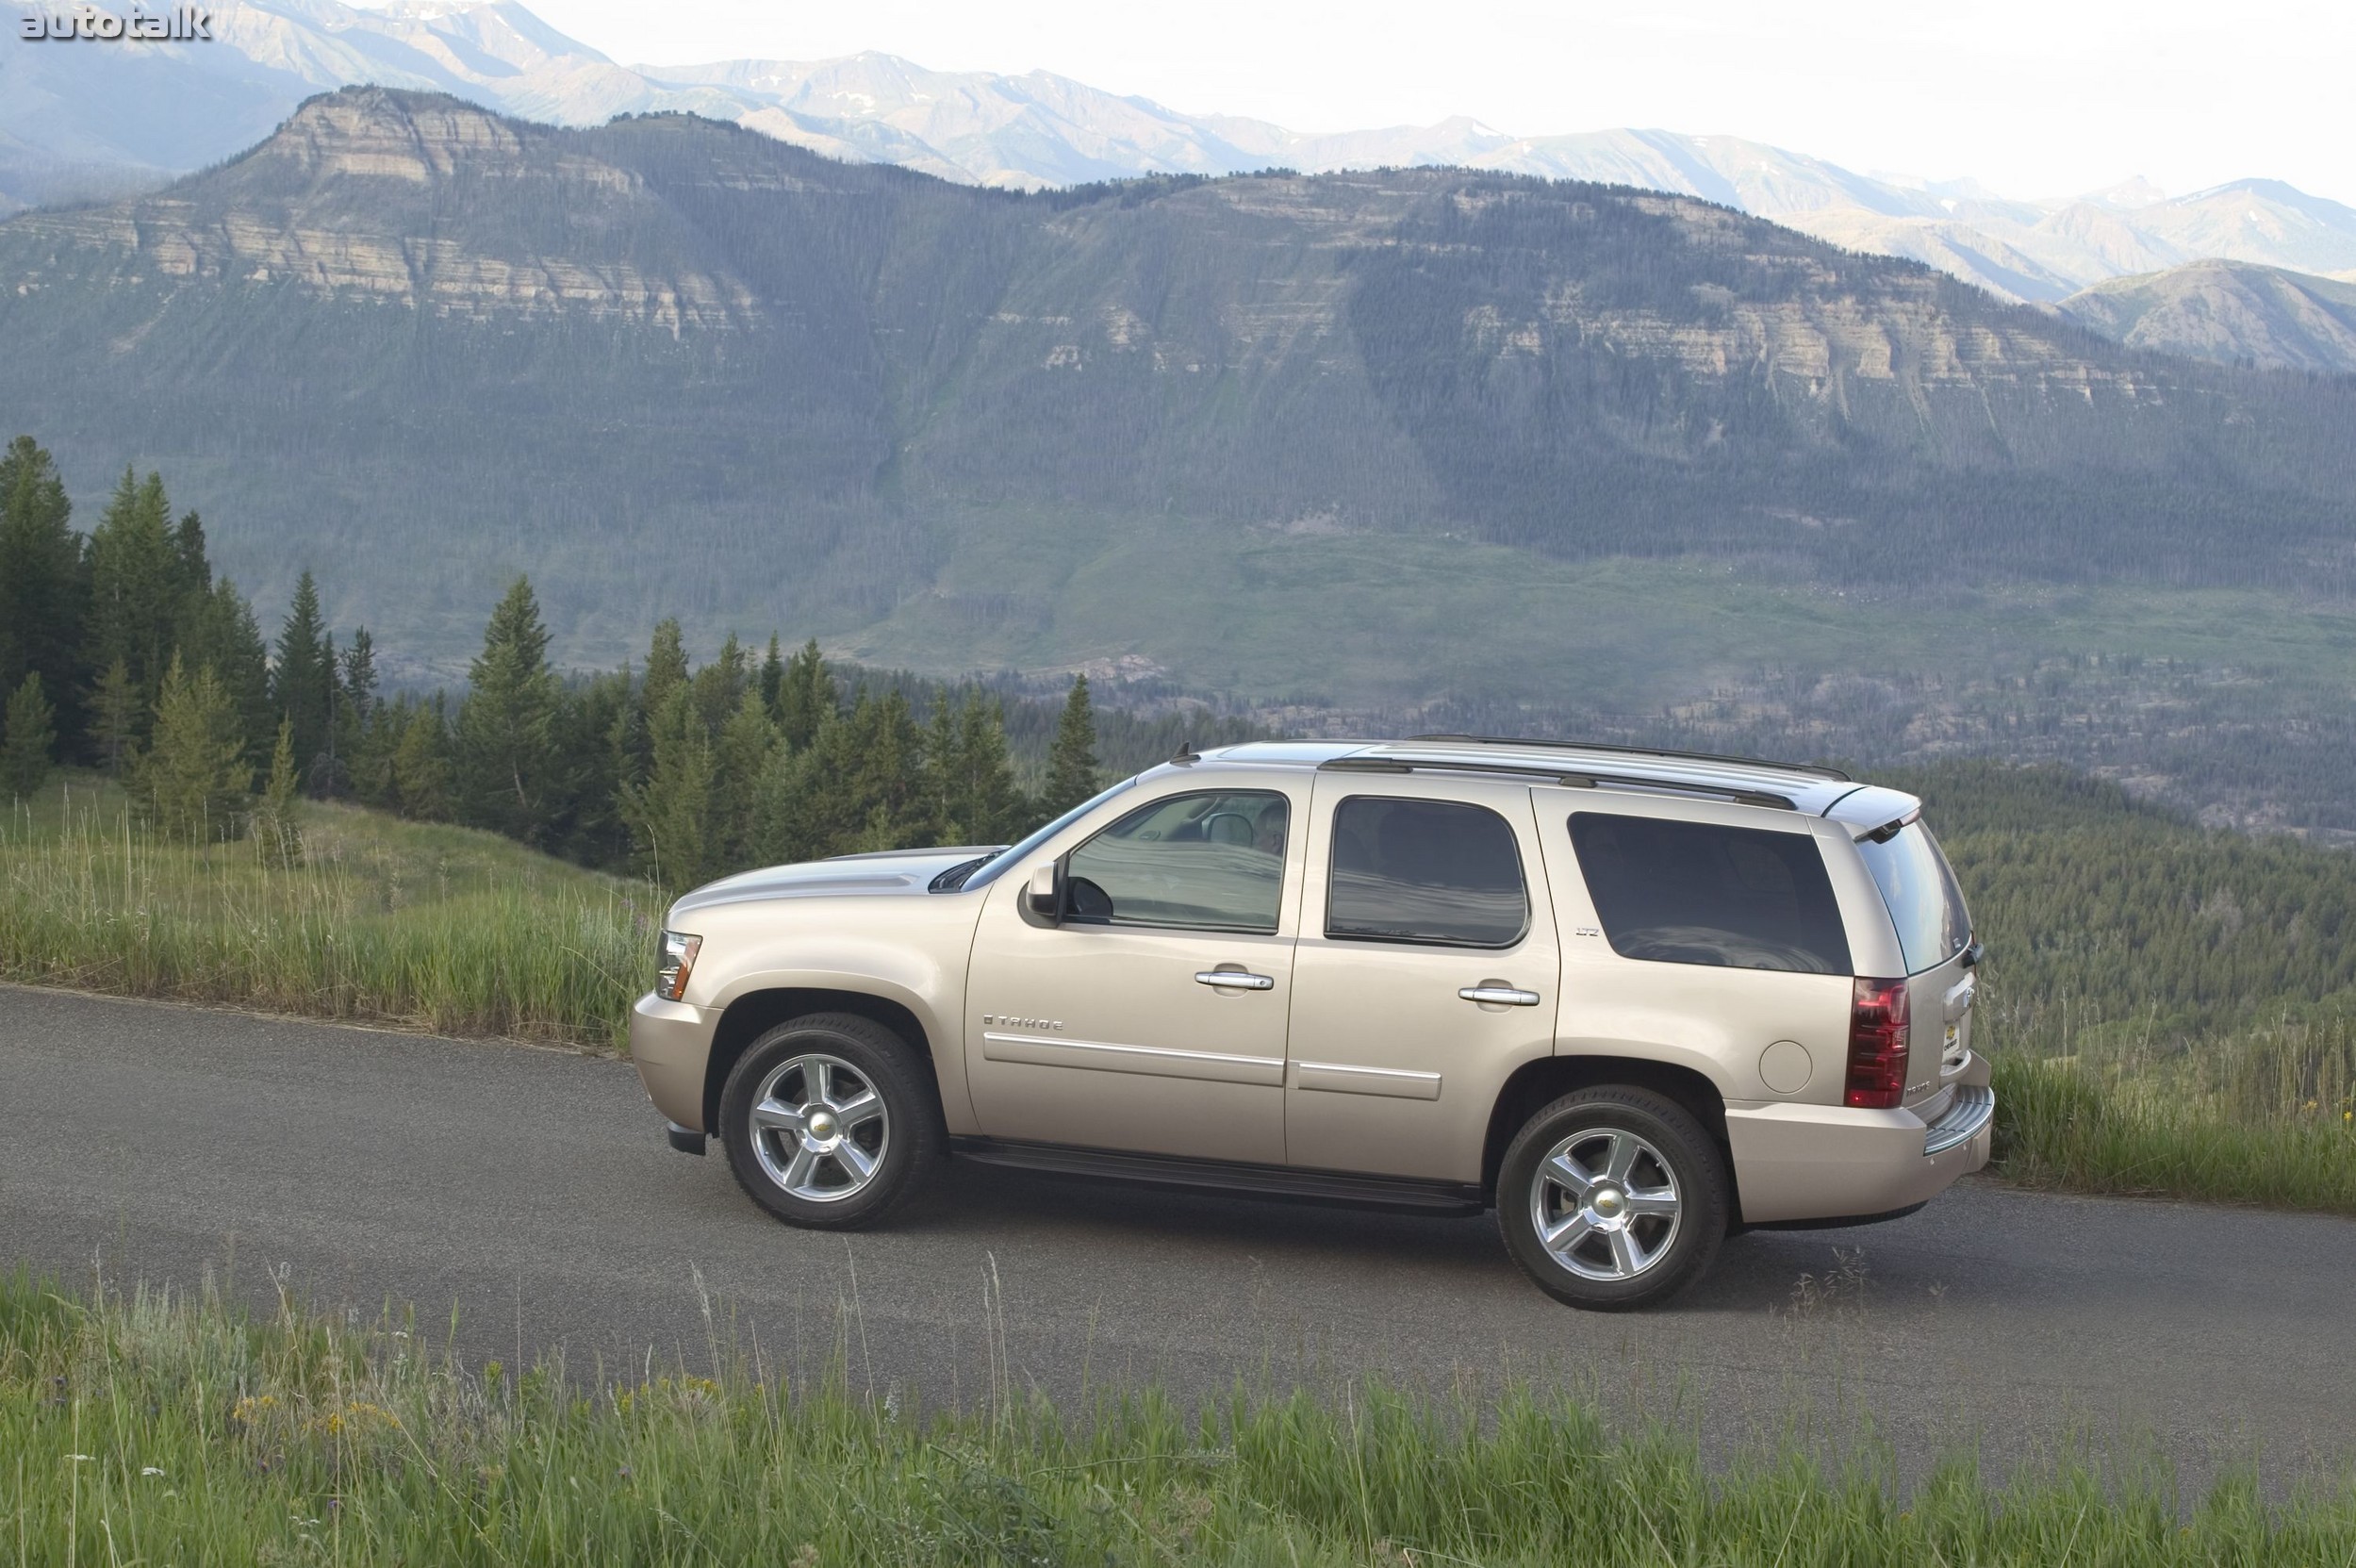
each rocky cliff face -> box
[1,88,2348,677]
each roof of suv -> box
[1195,736,1898,822]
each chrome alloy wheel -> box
[1530,1126,1683,1281]
[748,1053,889,1203]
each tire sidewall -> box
[1497,1087,1728,1311]
[718,1014,940,1230]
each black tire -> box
[718,1013,943,1230]
[1496,1086,1729,1312]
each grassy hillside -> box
[0,775,645,1047]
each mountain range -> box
[7,0,2356,326]
[2,87,2350,705]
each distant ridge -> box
[2057,260,2356,375]
[4,0,2354,306]
[3,87,2351,692]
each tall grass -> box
[0,777,648,1048]
[4,1268,2351,1566]
[1991,1023,2356,1213]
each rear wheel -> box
[1496,1086,1728,1311]
[719,1013,941,1230]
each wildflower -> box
[141,1466,165,1477]
[69,1454,95,1463]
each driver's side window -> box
[1064,791,1291,933]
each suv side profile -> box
[630,738,1992,1310]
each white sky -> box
[497,0,2354,204]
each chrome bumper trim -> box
[1924,1083,1995,1156]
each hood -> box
[667,847,1003,919]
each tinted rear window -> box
[1327,797,1528,947]
[1856,820,1971,974]
[1569,813,1851,976]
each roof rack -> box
[1321,755,1797,811]
[1402,734,1851,783]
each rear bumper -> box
[1725,1057,1994,1226]
[630,993,715,1132]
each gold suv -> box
[630,737,1992,1310]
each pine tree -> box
[340,629,377,730]
[390,698,452,821]
[553,665,632,868]
[171,510,211,601]
[776,638,832,751]
[82,468,179,724]
[691,632,748,736]
[623,686,717,891]
[714,684,780,869]
[750,739,810,867]
[840,689,933,852]
[272,570,331,780]
[181,577,272,769]
[0,672,57,801]
[309,629,350,798]
[950,692,1025,844]
[757,635,784,723]
[255,716,304,864]
[1042,674,1101,816]
[88,658,140,778]
[0,437,86,754]
[138,653,251,842]
[453,578,560,843]
[638,619,690,734]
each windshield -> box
[1855,819,1971,974]
[953,777,1140,892]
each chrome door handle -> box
[1458,985,1540,1007]
[1195,970,1276,991]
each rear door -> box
[1282,776,1559,1182]
[1532,792,1856,1106]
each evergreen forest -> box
[0,437,1251,891]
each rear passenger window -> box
[1569,814,1851,976]
[1327,798,1528,948]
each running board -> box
[949,1137,1487,1215]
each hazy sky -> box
[499,0,2352,202]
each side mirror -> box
[1961,941,1985,969]
[1025,862,1062,921]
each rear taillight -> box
[1845,977,1910,1109]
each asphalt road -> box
[7,984,2355,1489]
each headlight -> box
[655,931,701,1001]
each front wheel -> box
[1496,1086,1729,1311]
[718,1013,941,1230]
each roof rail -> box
[1402,734,1850,783]
[1322,755,1796,811]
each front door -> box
[1283,777,1561,1182]
[964,786,1305,1165]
